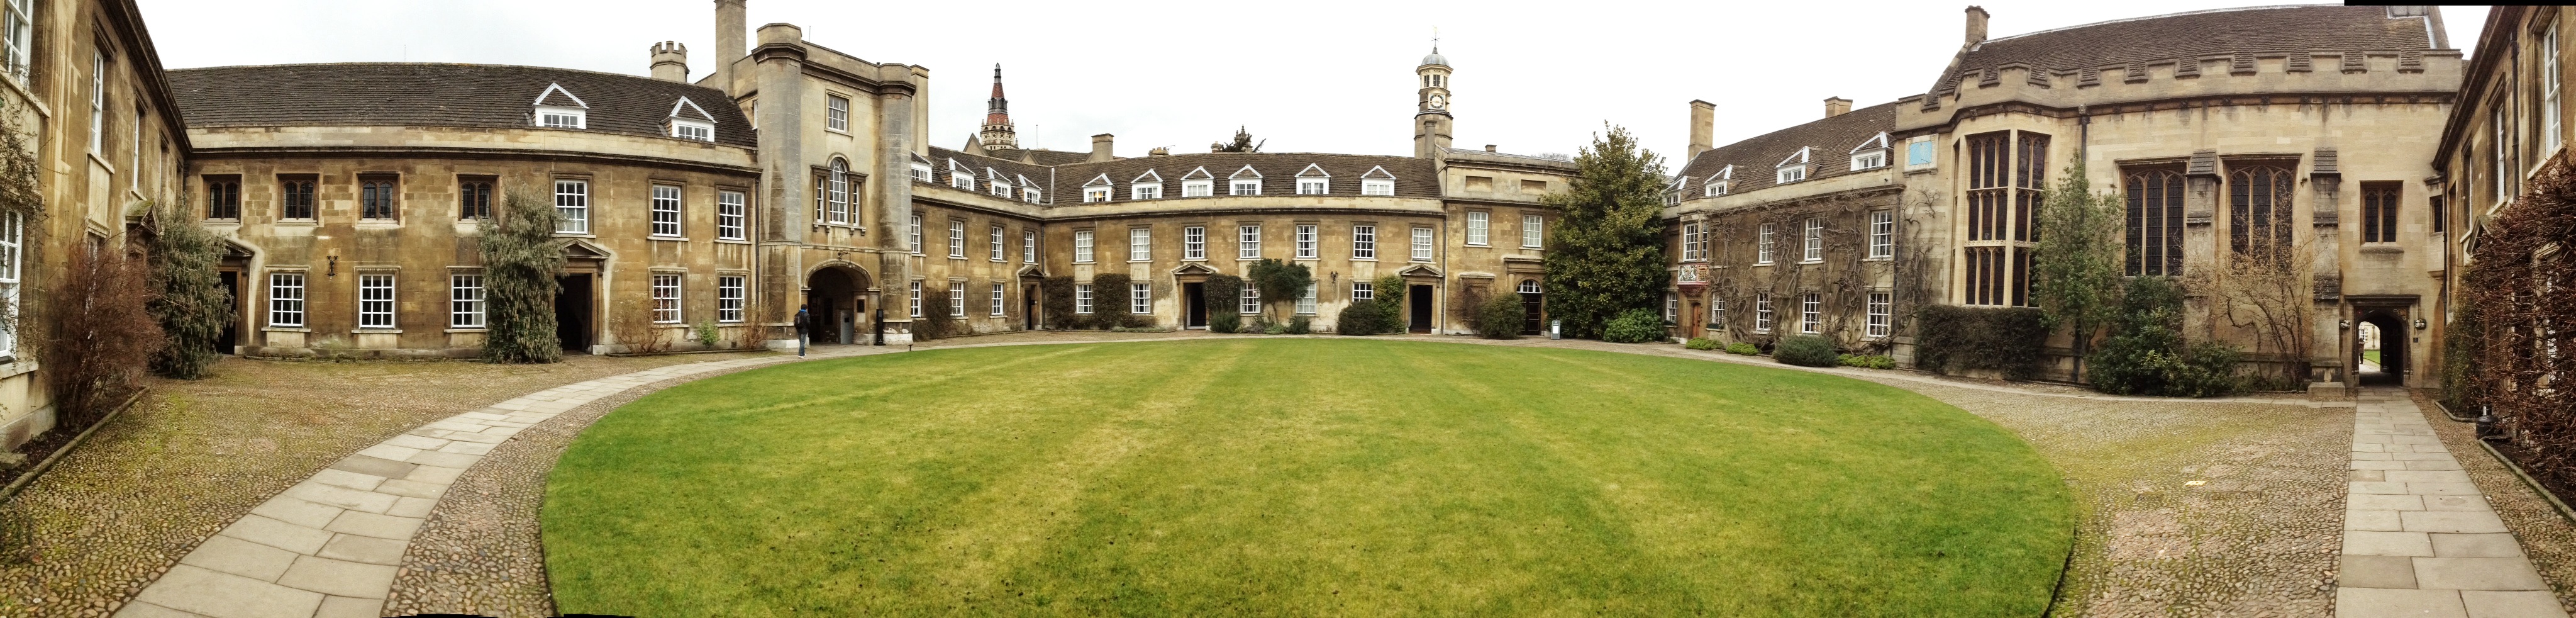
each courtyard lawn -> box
[543,339,2073,617]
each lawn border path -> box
[107,332,2371,617]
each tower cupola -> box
[1413,43,1453,159]
[980,64,1018,150]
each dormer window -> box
[1230,166,1263,196]
[911,162,932,182]
[1181,167,1216,197]
[531,83,589,129]
[1020,175,1042,203]
[1361,166,1397,196]
[1777,147,1813,184]
[989,171,1011,198]
[536,106,585,128]
[667,97,716,142]
[1704,165,1733,196]
[1295,164,1330,194]
[1132,169,1164,199]
[948,160,973,189]
[1082,174,1113,203]
[1849,132,1890,171]
[1704,181,1729,197]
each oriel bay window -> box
[2124,168,2184,276]
[1961,130,2045,306]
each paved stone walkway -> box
[109,348,885,618]
[2337,387,2568,618]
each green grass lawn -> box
[543,339,2072,617]
[2365,349,2382,365]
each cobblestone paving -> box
[2414,390,2576,614]
[0,352,774,618]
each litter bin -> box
[1549,320,1562,340]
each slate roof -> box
[1938,5,2437,95]
[1674,101,1897,197]
[984,147,1094,166]
[920,147,1438,203]
[166,63,757,147]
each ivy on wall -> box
[2457,152,2576,498]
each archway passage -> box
[806,266,870,346]
[2355,308,2407,386]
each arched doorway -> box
[2355,308,2407,386]
[1518,279,1543,335]
[806,264,872,346]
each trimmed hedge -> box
[1041,276,1076,330]
[1091,273,1132,330]
[1726,342,1760,355]
[1774,334,1839,367]
[1913,305,2048,379]
[1206,274,1243,334]
[916,287,955,340]
[1338,300,1389,335]
[1601,308,1665,344]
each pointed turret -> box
[980,64,1018,150]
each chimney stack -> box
[1484,144,1497,152]
[1090,134,1115,162]
[714,0,747,94]
[1965,6,1989,46]
[650,42,689,82]
[1687,100,1715,159]
[1824,97,1852,118]
[1148,147,1170,157]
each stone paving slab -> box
[2336,389,2569,618]
[109,347,878,618]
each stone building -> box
[170,64,762,357]
[2428,5,2571,399]
[1668,5,2465,390]
[0,0,190,449]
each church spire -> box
[980,63,1018,150]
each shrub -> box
[1336,301,1387,335]
[43,244,162,430]
[1120,313,1157,329]
[1375,274,1409,330]
[1726,342,1759,355]
[1836,354,1896,369]
[1684,337,1719,351]
[1774,334,1839,367]
[1040,276,1076,330]
[2087,277,2242,397]
[1265,322,1288,335]
[1248,259,1313,323]
[481,191,567,363]
[1913,305,2048,379]
[1287,316,1311,335]
[1205,274,1243,334]
[1600,308,1665,344]
[693,319,721,347]
[143,200,232,379]
[916,287,955,340]
[1090,273,1131,330]
[1472,292,1524,339]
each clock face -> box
[1428,94,1447,110]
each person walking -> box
[794,304,812,357]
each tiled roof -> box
[167,63,756,147]
[984,147,1094,166]
[1052,152,1439,201]
[1939,5,2436,95]
[920,147,1438,203]
[1674,101,1896,196]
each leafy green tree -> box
[2030,162,2126,381]
[145,199,232,378]
[1209,126,1265,153]
[481,191,567,363]
[1539,124,1670,339]
[1246,259,1311,323]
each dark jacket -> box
[793,310,811,334]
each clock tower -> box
[1414,46,1452,160]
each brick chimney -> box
[650,42,688,82]
[1965,6,1989,46]
[714,0,746,94]
[1824,97,1852,118]
[1090,134,1114,163]
[1484,145,1497,152]
[1687,100,1715,159]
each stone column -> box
[2309,160,2346,386]
[875,66,923,344]
[753,24,808,349]
[2182,149,2220,342]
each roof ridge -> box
[169,62,732,94]
[1981,4,2355,47]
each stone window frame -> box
[450,271,485,329]
[357,271,398,330]
[824,94,850,133]
[1182,225,1207,261]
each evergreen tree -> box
[481,191,567,363]
[1246,258,1311,323]
[1538,125,1670,339]
[145,199,231,378]
[2029,162,2126,379]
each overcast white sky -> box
[133,1,2488,168]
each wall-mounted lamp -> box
[326,256,338,277]
[2414,317,2429,330]
[2338,319,2351,330]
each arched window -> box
[826,158,850,225]
[1518,279,1541,294]
[2124,169,2184,276]
[2228,164,2294,258]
